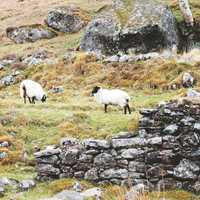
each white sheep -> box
[20,80,47,104]
[91,86,131,114]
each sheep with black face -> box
[20,80,47,104]
[91,86,131,114]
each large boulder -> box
[80,0,178,55]
[6,24,57,44]
[45,5,90,33]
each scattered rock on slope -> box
[6,24,57,44]
[45,5,90,33]
[81,0,178,55]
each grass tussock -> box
[102,185,199,200]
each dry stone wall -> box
[35,99,200,193]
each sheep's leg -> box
[22,86,27,104]
[104,104,108,113]
[124,106,127,115]
[32,97,36,104]
[23,96,26,104]
[28,97,32,104]
[127,104,131,114]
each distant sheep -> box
[91,86,131,114]
[20,80,47,104]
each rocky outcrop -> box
[80,0,178,55]
[45,5,90,33]
[6,24,57,44]
[35,98,200,193]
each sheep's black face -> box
[91,86,101,96]
[41,95,47,103]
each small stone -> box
[112,138,146,149]
[147,137,162,145]
[121,149,145,159]
[163,124,178,135]
[94,153,116,167]
[0,152,8,159]
[0,141,9,147]
[81,187,102,199]
[73,182,83,192]
[85,168,99,181]
[34,148,61,158]
[100,169,128,179]
[83,139,110,149]
[19,180,36,191]
[194,123,200,131]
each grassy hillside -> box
[1,0,200,199]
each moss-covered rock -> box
[81,0,178,55]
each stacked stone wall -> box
[35,99,200,192]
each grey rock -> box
[37,164,60,176]
[104,55,119,62]
[119,54,130,62]
[19,179,36,191]
[49,86,64,94]
[0,141,9,147]
[78,154,93,163]
[112,132,135,139]
[36,155,59,164]
[0,177,18,188]
[0,75,16,86]
[147,137,162,145]
[180,117,195,126]
[60,148,80,165]
[41,190,84,200]
[194,123,200,131]
[163,124,178,135]
[73,182,83,192]
[100,168,128,179]
[173,159,200,180]
[112,138,146,149]
[60,137,79,147]
[45,5,89,33]
[121,149,145,159]
[94,153,116,167]
[34,148,61,158]
[81,0,178,55]
[85,168,99,181]
[81,187,102,199]
[6,25,57,44]
[0,152,8,159]
[83,139,110,149]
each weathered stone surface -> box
[121,148,145,159]
[100,169,128,179]
[173,159,200,180]
[94,153,116,167]
[19,180,36,191]
[6,24,57,44]
[34,148,61,158]
[84,168,99,181]
[80,187,102,199]
[81,0,178,55]
[35,99,200,193]
[112,138,146,149]
[83,139,110,149]
[45,5,90,33]
[163,124,178,135]
[41,190,84,200]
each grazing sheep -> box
[91,86,131,114]
[20,80,47,104]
